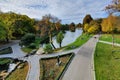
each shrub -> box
[44,44,53,53]
[20,33,35,46]
[28,43,36,49]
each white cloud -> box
[0,0,110,24]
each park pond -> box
[52,28,82,48]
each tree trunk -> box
[49,31,56,49]
[51,42,56,49]
[6,37,9,43]
[59,42,62,48]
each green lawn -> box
[0,58,13,80]
[0,58,12,71]
[6,62,29,80]
[21,47,33,53]
[65,33,92,50]
[0,58,12,65]
[94,42,120,80]
[100,34,120,44]
[0,47,12,55]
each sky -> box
[0,0,110,24]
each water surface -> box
[52,28,82,48]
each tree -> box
[20,33,35,46]
[0,21,6,41]
[83,20,101,33]
[55,20,61,31]
[61,24,69,31]
[89,20,101,33]
[83,14,93,25]
[0,12,35,41]
[69,22,75,32]
[88,25,99,34]
[84,24,90,32]
[105,0,120,14]
[12,16,35,37]
[56,31,64,48]
[76,23,82,28]
[105,0,120,47]
[83,14,93,32]
[37,14,61,49]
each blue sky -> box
[0,0,110,24]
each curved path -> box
[27,55,40,80]
[0,44,26,59]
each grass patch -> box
[94,42,120,80]
[40,53,74,80]
[100,34,120,44]
[0,58,13,79]
[6,62,29,80]
[0,47,12,55]
[0,58,12,65]
[0,58,12,72]
[21,47,33,53]
[65,33,92,50]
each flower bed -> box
[40,53,74,80]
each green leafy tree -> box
[44,44,53,53]
[0,21,6,41]
[20,33,35,46]
[0,12,35,41]
[56,31,64,48]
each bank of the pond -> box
[65,33,92,50]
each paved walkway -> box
[62,35,99,80]
[27,55,40,80]
[26,47,80,80]
[0,40,20,50]
[99,40,120,47]
[0,44,26,59]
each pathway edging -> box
[91,39,98,80]
[99,40,120,47]
[26,61,31,80]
